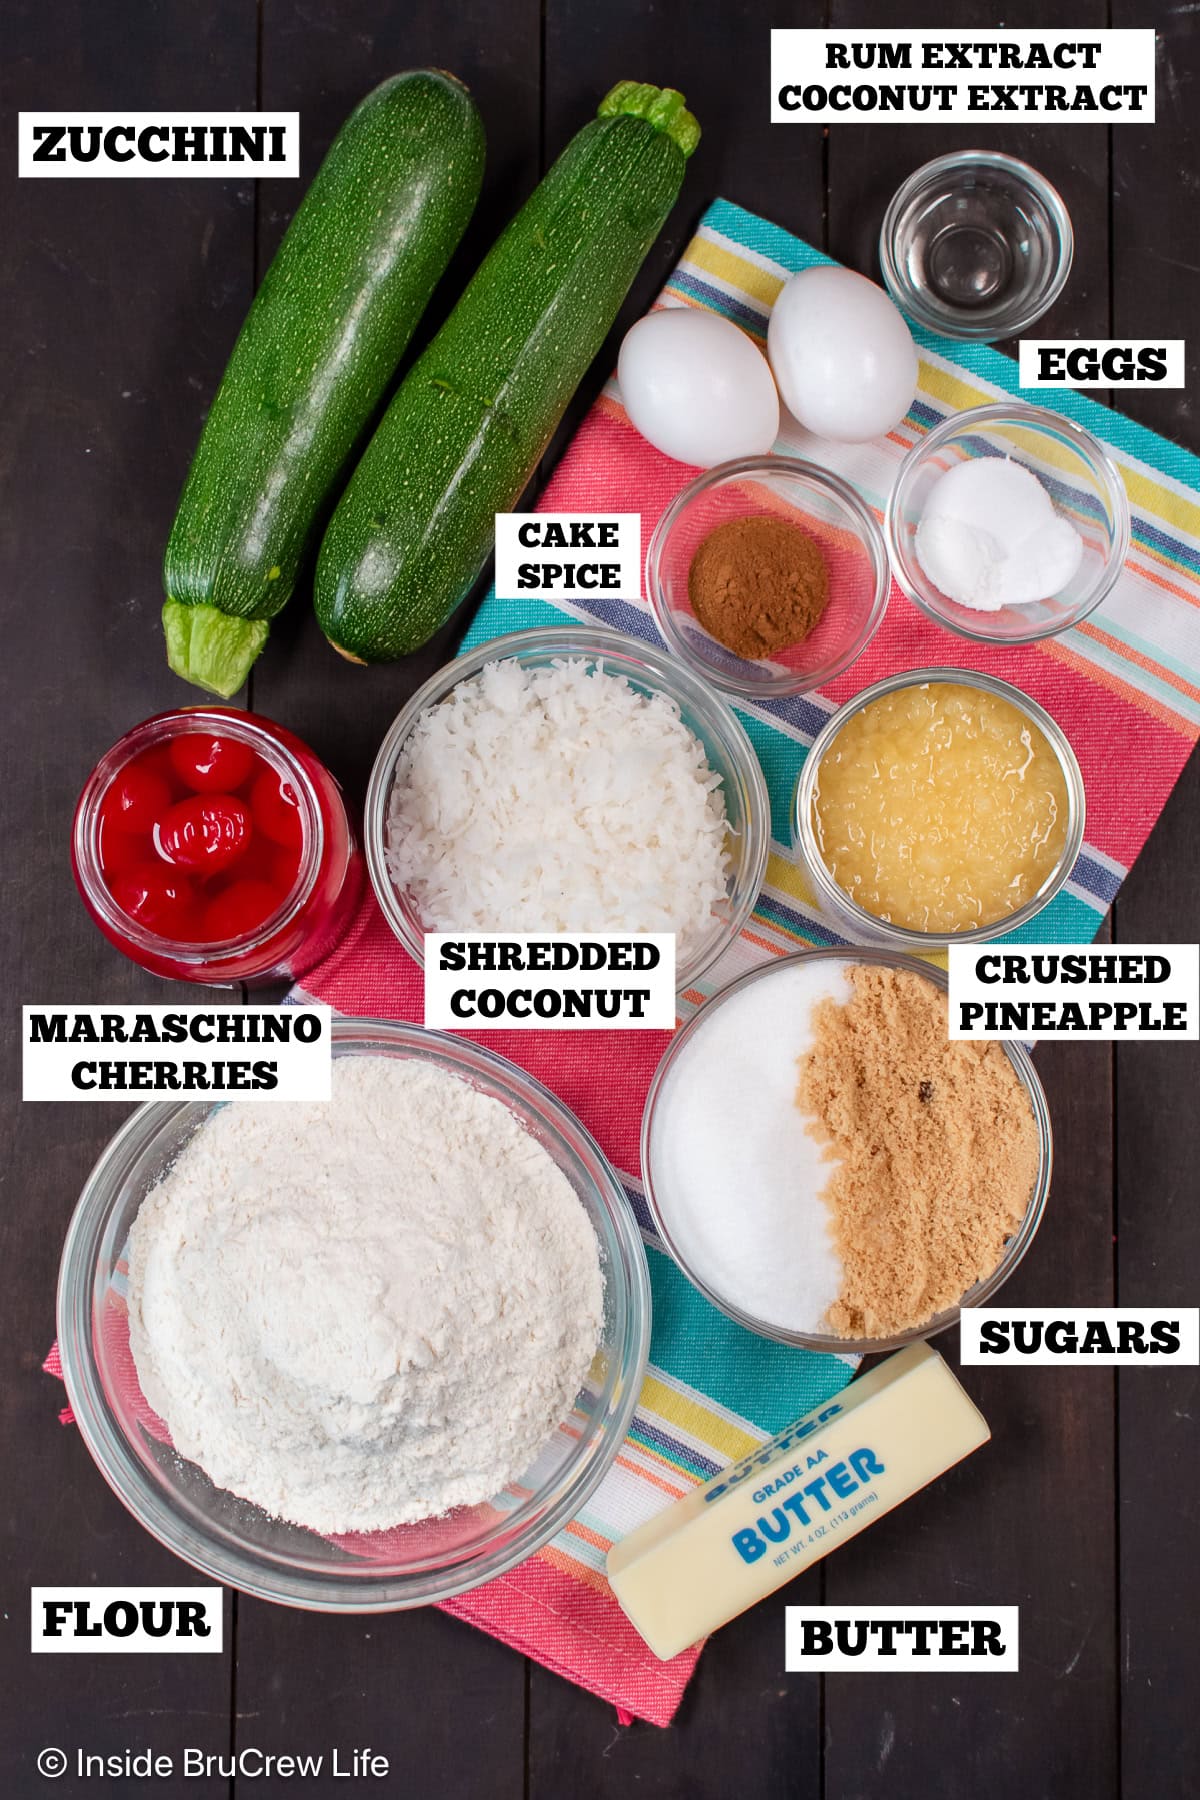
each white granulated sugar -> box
[385,657,731,959]
[647,959,851,1334]
[126,1057,604,1534]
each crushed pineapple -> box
[811,681,1070,933]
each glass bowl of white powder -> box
[57,1021,650,1610]
[885,402,1130,643]
[365,625,770,994]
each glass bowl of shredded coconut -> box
[365,626,770,992]
[57,1021,650,1610]
[885,402,1130,644]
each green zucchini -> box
[163,70,485,697]
[314,80,699,663]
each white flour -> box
[126,1057,604,1533]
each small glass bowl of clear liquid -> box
[879,150,1073,342]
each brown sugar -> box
[795,965,1040,1340]
[688,515,829,659]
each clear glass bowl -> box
[366,625,771,992]
[880,150,1074,342]
[57,1020,651,1611]
[645,456,890,700]
[641,948,1053,1355]
[886,402,1130,643]
[792,667,1086,950]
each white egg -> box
[617,308,780,468]
[767,266,917,444]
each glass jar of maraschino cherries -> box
[72,708,362,984]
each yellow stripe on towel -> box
[684,236,787,310]
[637,1373,763,1463]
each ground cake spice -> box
[796,965,1039,1339]
[688,514,829,659]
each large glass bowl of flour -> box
[57,1021,651,1610]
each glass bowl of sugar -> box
[885,402,1130,643]
[640,949,1053,1356]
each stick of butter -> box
[606,1342,989,1660]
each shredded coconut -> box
[385,657,731,957]
[126,1057,604,1533]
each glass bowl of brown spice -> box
[645,456,890,701]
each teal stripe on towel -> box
[646,1244,853,1436]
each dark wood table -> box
[4,4,1198,1795]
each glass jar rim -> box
[792,665,1087,949]
[73,708,326,965]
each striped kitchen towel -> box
[50,200,1200,1727]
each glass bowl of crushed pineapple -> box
[793,667,1085,948]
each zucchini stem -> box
[598,81,700,157]
[163,599,270,698]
